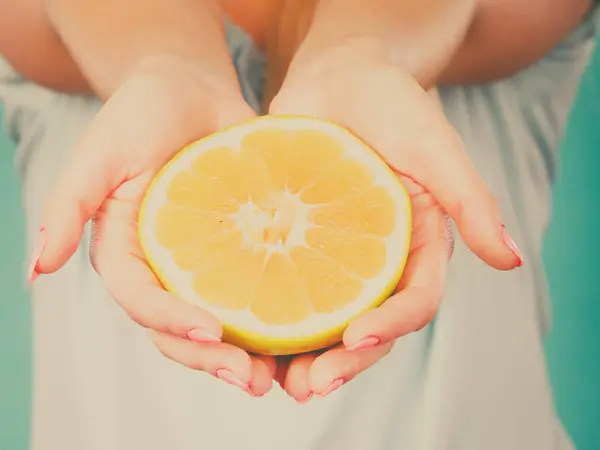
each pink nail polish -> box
[501,225,523,267]
[27,228,46,284]
[317,378,344,397]
[186,328,221,343]
[216,369,248,389]
[346,336,380,351]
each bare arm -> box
[0,0,90,93]
[269,0,595,95]
[0,0,595,93]
[439,0,594,85]
[43,0,237,99]
[0,0,238,98]
[289,0,479,88]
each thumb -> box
[31,119,126,278]
[389,125,523,270]
[29,94,257,281]
[270,85,522,270]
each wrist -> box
[120,54,245,108]
[292,0,478,88]
[44,0,237,99]
[129,54,239,90]
[97,53,242,102]
[272,35,411,115]
[285,35,394,87]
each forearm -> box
[274,0,594,91]
[0,0,90,93]
[291,0,478,87]
[44,0,237,99]
[438,0,593,85]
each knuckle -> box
[184,357,208,372]
[151,333,209,372]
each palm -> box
[87,69,256,301]
[46,70,278,396]
[38,52,515,400]
[268,59,457,399]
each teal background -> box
[0,46,599,450]
[542,37,600,449]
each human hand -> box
[29,57,277,397]
[269,38,523,402]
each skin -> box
[0,0,593,402]
[0,0,592,93]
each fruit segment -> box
[237,145,278,208]
[241,129,290,190]
[171,229,243,271]
[167,169,240,214]
[300,159,373,204]
[191,146,248,203]
[152,123,403,328]
[291,246,363,314]
[250,252,312,325]
[305,227,386,278]
[242,129,344,193]
[192,246,267,310]
[155,204,235,248]
[310,186,396,236]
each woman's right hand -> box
[29,57,277,397]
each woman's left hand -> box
[268,38,523,403]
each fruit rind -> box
[139,115,411,355]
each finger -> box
[34,93,151,276]
[273,69,522,270]
[398,130,522,270]
[35,115,126,275]
[150,331,255,390]
[365,84,522,270]
[309,342,394,396]
[255,354,278,379]
[343,195,448,348]
[274,356,292,389]
[90,188,223,341]
[34,83,254,277]
[366,75,523,270]
[283,353,318,403]
[246,355,276,397]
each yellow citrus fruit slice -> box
[139,115,411,355]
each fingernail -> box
[346,336,380,351]
[317,378,344,397]
[186,328,221,343]
[27,228,46,284]
[296,392,313,404]
[216,369,248,389]
[501,225,523,267]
